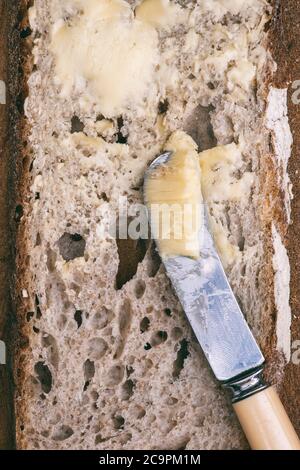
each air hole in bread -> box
[134,280,146,299]
[46,248,57,272]
[34,361,52,394]
[119,299,131,334]
[185,104,217,152]
[57,232,86,262]
[71,115,84,133]
[114,338,126,361]
[84,359,95,382]
[151,330,168,346]
[166,396,178,406]
[41,334,59,368]
[158,99,169,115]
[26,311,34,322]
[35,294,42,319]
[172,339,189,379]
[100,192,109,202]
[147,243,161,278]
[87,338,108,361]
[16,92,26,114]
[175,436,191,451]
[121,379,135,400]
[171,327,183,341]
[74,310,83,328]
[90,307,112,330]
[116,232,149,289]
[106,364,125,386]
[238,236,245,252]
[140,317,150,333]
[126,365,134,378]
[52,425,74,442]
[20,26,32,38]
[35,233,41,247]
[15,204,23,223]
[164,308,172,317]
[113,415,125,430]
[116,117,128,144]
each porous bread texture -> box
[16,0,278,450]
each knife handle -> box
[233,386,300,450]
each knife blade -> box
[163,208,264,382]
[143,149,300,450]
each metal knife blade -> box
[144,153,264,383]
[163,210,264,382]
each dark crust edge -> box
[269,0,300,434]
[0,0,20,450]
[4,0,299,449]
[12,0,36,451]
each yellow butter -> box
[135,0,182,28]
[50,0,159,118]
[145,131,202,259]
[199,143,254,202]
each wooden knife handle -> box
[233,386,300,450]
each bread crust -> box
[0,0,297,449]
[0,0,18,450]
[269,0,300,435]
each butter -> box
[145,131,202,259]
[50,0,159,118]
[95,119,115,138]
[227,60,256,92]
[210,218,240,268]
[201,0,260,18]
[199,143,254,202]
[135,0,182,29]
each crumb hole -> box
[140,317,150,333]
[57,232,86,261]
[147,243,161,277]
[107,364,125,386]
[84,359,95,383]
[171,327,183,341]
[71,115,84,133]
[46,248,57,272]
[34,361,52,394]
[74,310,83,328]
[164,308,172,317]
[134,280,146,299]
[158,99,169,114]
[116,230,149,289]
[15,205,23,223]
[151,331,168,346]
[88,338,108,360]
[41,334,59,368]
[52,425,74,442]
[121,379,135,400]
[20,26,32,38]
[113,415,125,430]
[116,117,128,144]
[172,339,189,379]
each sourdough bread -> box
[14,0,295,450]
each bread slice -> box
[12,0,297,450]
